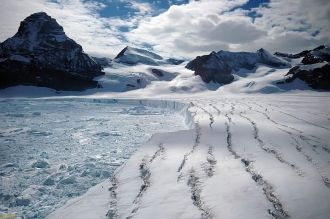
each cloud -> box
[251,0,330,52]
[1,0,329,59]
[127,0,330,57]
[129,1,153,15]
[203,17,266,44]
[0,0,126,57]
[127,0,251,57]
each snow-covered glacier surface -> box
[0,99,187,218]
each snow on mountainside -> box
[92,57,113,68]
[274,45,330,90]
[275,45,330,65]
[0,12,103,91]
[93,47,303,94]
[186,48,290,84]
[91,46,189,93]
[279,63,330,90]
[114,46,184,66]
[1,44,328,97]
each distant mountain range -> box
[186,48,290,84]
[0,12,329,91]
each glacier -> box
[0,99,187,218]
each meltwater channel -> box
[0,99,188,218]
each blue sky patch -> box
[240,0,270,11]
[94,0,189,19]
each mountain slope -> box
[274,45,330,89]
[186,48,290,84]
[275,45,330,65]
[0,12,103,91]
[114,46,184,66]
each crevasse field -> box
[0,99,186,218]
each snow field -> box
[103,95,330,219]
[0,99,187,218]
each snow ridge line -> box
[267,103,330,128]
[195,105,214,128]
[149,143,165,163]
[246,104,330,182]
[271,107,330,131]
[239,112,304,177]
[187,168,213,219]
[245,101,328,152]
[250,104,329,153]
[225,113,232,123]
[279,128,330,188]
[241,159,289,218]
[230,104,235,115]
[247,102,324,143]
[252,107,305,135]
[177,122,201,174]
[277,127,327,154]
[201,145,217,177]
[128,143,165,218]
[237,101,252,111]
[209,104,221,116]
[224,114,289,218]
[299,135,330,154]
[107,176,119,219]
[225,121,240,159]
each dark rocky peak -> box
[186,48,290,84]
[114,46,128,59]
[0,12,103,91]
[274,45,330,65]
[16,12,64,37]
[2,12,74,55]
[280,63,330,90]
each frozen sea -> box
[0,99,187,218]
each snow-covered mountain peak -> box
[114,46,164,66]
[186,48,290,84]
[274,45,330,65]
[114,46,184,66]
[17,12,62,34]
[0,12,103,90]
[115,46,163,60]
[257,48,273,59]
[3,12,69,53]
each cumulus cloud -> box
[127,0,253,57]
[0,0,151,57]
[251,0,330,52]
[0,0,126,57]
[0,0,329,58]
[127,0,330,57]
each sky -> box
[0,0,329,58]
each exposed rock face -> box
[275,45,330,90]
[185,52,234,84]
[274,45,330,65]
[186,48,290,84]
[114,46,184,66]
[0,12,103,91]
[283,63,330,90]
